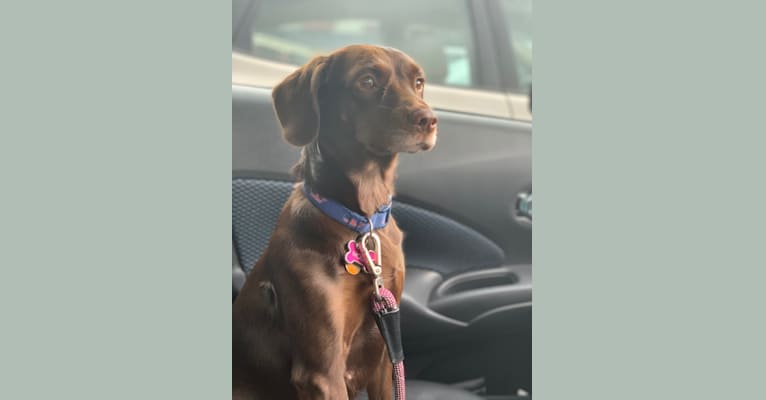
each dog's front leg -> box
[288,302,349,399]
[365,357,392,400]
[291,354,348,400]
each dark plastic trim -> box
[401,266,532,337]
[468,0,503,90]
[486,0,523,93]
[430,265,532,322]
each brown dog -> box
[232,45,438,400]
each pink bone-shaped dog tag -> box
[344,240,377,270]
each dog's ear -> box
[272,55,329,147]
[257,281,278,320]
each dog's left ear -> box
[272,55,329,147]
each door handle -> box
[516,192,532,220]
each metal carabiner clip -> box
[360,221,384,298]
[359,230,382,275]
[372,276,384,300]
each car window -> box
[235,0,478,89]
[501,0,532,93]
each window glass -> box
[236,0,478,88]
[501,0,532,92]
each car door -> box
[232,0,532,396]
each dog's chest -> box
[336,224,405,384]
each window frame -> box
[233,0,255,43]
[467,0,504,90]
[487,0,530,94]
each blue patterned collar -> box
[302,183,392,233]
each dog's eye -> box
[360,76,376,89]
[415,78,425,90]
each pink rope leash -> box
[372,286,406,400]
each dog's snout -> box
[411,108,438,132]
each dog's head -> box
[272,45,438,156]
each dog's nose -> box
[412,108,438,132]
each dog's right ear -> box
[272,56,329,147]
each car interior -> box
[232,0,532,398]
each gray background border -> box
[1,0,764,398]
[534,0,766,398]
[1,1,231,398]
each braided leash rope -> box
[372,286,406,400]
[392,360,406,400]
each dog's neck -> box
[298,137,398,217]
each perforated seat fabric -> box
[232,179,293,273]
